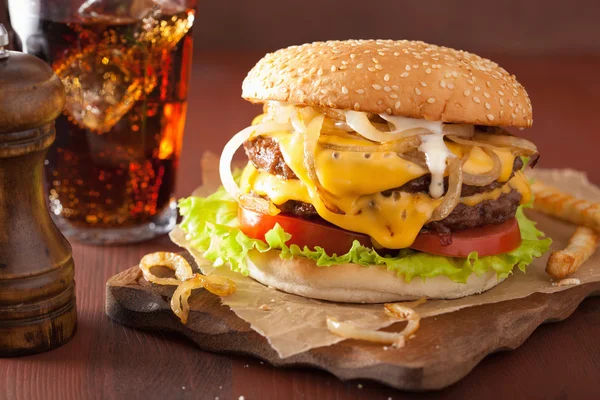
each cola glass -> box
[6,0,197,244]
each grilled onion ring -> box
[462,148,502,186]
[429,158,463,222]
[304,115,345,214]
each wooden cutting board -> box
[105,252,600,391]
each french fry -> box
[546,226,598,279]
[531,180,600,233]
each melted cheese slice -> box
[242,128,528,249]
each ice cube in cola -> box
[17,1,197,233]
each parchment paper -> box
[170,154,600,358]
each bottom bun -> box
[247,250,504,303]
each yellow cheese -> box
[460,182,512,206]
[452,145,515,182]
[242,123,528,249]
[509,171,532,205]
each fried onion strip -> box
[139,252,236,324]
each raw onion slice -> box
[462,148,502,186]
[267,101,306,132]
[429,158,463,222]
[304,115,345,214]
[380,113,444,135]
[346,111,434,142]
[219,123,288,216]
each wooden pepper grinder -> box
[0,24,77,356]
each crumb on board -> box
[259,304,272,311]
[552,278,581,287]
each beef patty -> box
[244,135,523,196]
[244,135,523,234]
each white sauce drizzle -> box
[418,134,455,199]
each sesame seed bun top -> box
[242,39,533,128]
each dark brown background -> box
[2,1,600,399]
[2,0,600,55]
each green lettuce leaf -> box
[178,186,551,283]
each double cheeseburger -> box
[180,40,550,303]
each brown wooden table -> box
[2,53,600,399]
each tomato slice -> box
[410,218,522,257]
[238,207,371,255]
[239,207,521,258]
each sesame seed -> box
[331,66,337,72]
[395,101,401,109]
[485,102,491,109]
[400,72,409,78]
[415,88,421,95]
[467,79,474,85]
[383,86,391,92]
[377,99,383,105]
[440,80,447,88]
[420,82,427,87]
[354,102,360,110]
[355,89,365,94]
[339,65,347,70]
[375,64,383,70]
[368,67,376,72]
[511,113,517,118]
[350,53,356,59]
[341,86,348,94]
[487,81,492,88]
[372,84,382,90]
[392,85,398,90]
[464,89,471,96]
[452,71,458,78]
[473,96,481,104]
[386,108,392,114]
[390,93,398,98]
[474,86,481,92]
[384,74,390,81]
[372,57,379,63]
[509,100,514,107]
[425,68,432,74]
[427,97,436,104]
[405,65,411,71]
[447,83,455,89]
[500,98,505,106]
[487,114,495,121]
[317,68,323,76]
[444,72,452,78]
